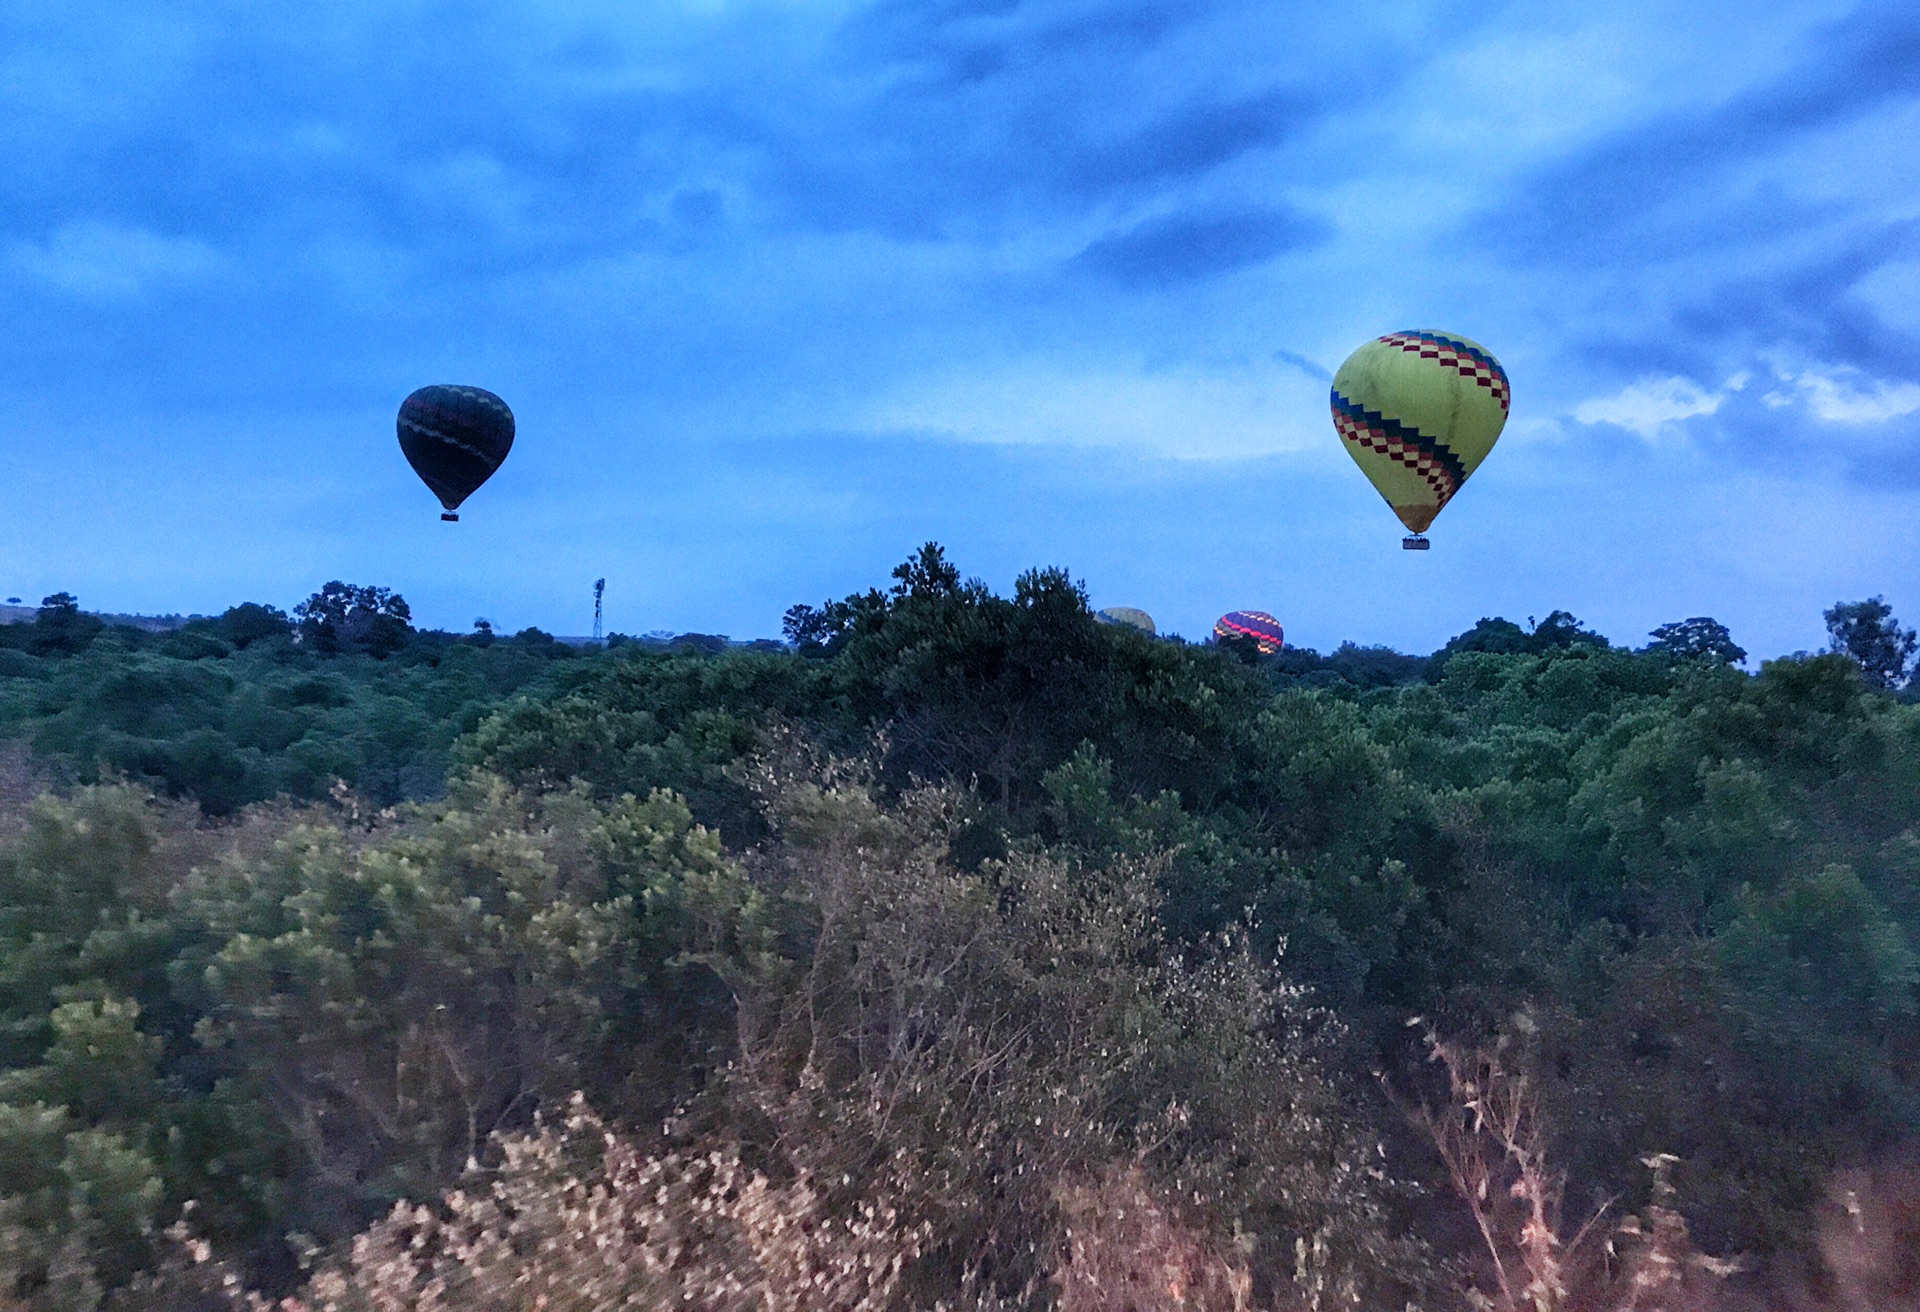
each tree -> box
[781,603,835,651]
[669,633,730,656]
[888,541,961,600]
[1824,597,1916,690]
[293,582,413,657]
[1427,611,1605,679]
[216,602,290,649]
[1528,609,1608,650]
[784,543,964,655]
[31,592,102,655]
[1645,617,1746,665]
[781,590,888,655]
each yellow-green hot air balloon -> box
[1330,331,1509,549]
[1095,607,1157,635]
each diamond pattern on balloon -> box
[1330,392,1465,506]
[1378,331,1511,412]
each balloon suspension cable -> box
[442,512,460,522]
[1402,534,1430,551]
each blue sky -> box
[3,0,1917,655]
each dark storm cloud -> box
[1074,204,1327,285]
[0,0,1365,423]
[1674,219,1920,365]
[0,0,1332,272]
[1539,214,1920,400]
[0,5,764,277]
[1490,2,1920,263]
[1062,90,1316,195]
[1469,1,1920,416]
[842,0,1207,87]
[757,0,1331,237]
[757,85,1319,239]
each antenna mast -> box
[593,578,605,643]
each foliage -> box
[1643,617,1746,666]
[0,549,1917,1308]
[709,752,1420,1304]
[0,774,752,1306]
[24,597,104,659]
[1426,612,1608,679]
[1825,597,1916,691]
[0,595,591,813]
[293,584,412,658]
[433,557,1920,1263]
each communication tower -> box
[593,579,605,643]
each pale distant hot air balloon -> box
[1330,331,1509,549]
[397,385,515,521]
[1213,611,1283,654]
[1096,607,1157,635]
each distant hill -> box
[0,603,201,631]
[0,604,790,647]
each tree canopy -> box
[0,564,1916,1310]
[1826,596,1916,690]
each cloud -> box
[1272,349,1330,381]
[1767,364,1920,424]
[1572,373,1748,438]
[1489,3,1920,263]
[6,0,1920,659]
[857,357,1332,457]
[1073,204,1325,286]
[1852,256,1920,334]
[1061,89,1315,195]
[6,221,224,300]
[1573,358,1920,454]
[1468,3,1920,407]
[751,0,1410,239]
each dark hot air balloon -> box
[397,385,515,521]
[1214,611,1283,654]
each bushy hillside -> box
[0,593,597,813]
[1,553,1916,1311]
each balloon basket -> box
[441,512,459,522]
[1402,535,1430,551]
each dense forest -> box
[1,551,1917,1311]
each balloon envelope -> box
[1214,610,1283,654]
[397,385,515,514]
[1096,607,1157,635]
[1330,331,1508,534]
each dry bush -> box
[114,751,1426,1311]
[1052,1165,1258,1312]
[1405,1023,1606,1312]
[149,1119,1375,1312]
[1049,1167,1388,1312]
[713,744,1425,1307]
[1405,1025,1745,1312]
[212,1096,1911,1312]
[145,1097,930,1312]
[1806,1162,1920,1312]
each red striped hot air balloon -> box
[1213,611,1283,654]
